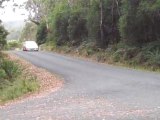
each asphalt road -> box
[1,51,160,120]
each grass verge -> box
[0,53,39,104]
[0,78,39,103]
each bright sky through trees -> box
[0,0,28,22]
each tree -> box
[36,21,47,45]
[99,0,104,48]
[87,0,121,49]
[25,0,43,25]
[0,0,9,7]
[24,0,160,50]
[0,0,10,49]
[119,0,160,46]
[68,10,88,46]
[25,0,56,27]
[20,22,37,41]
[0,21,8,49]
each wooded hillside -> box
[24,0,160,70]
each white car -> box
[23,41,39,51]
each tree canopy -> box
[23,0,160,48]
[0,23,8,50]
[0,0,9,49]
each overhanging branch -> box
[29,19,40,25]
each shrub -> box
[112,49,124,62]
[7,41,21,50]
[96,52,109,62]
[134,52,147,64]
[145,49,160,68]
[0,69,9,89]
[0,59,20,81]
[142,41,160,52]
[0,69,5,78]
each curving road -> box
[1,51,160,120]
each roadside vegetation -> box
[0,8,61,104]
[5,40,21,50]
[21,0,160,71]
[0,10,39,103]
[0,52,39,103]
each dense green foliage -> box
[68,10,88,46]
[0,21,8,50]
[36,21,48,45]
[25,0,160,70]
[120,0,160,46]
[6,41,21,50]
[0,59,20,81]
[0,0,9,49]
[87,0,120,48]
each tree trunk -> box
[115,0,121,16]
[100,0,105,48]
[29,19,40,25]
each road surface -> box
[1,51,160,120]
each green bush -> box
[0,69,5,78]
[0,59,20,81]
[145,49,160,68]
[123,47,140,61]
[134,52,147,64]
[142,41,160,52]
[7,41,20,50]
[0,69,9,89]
[112,49,124,62]
[96,52,108,62]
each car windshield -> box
[25,41,38,48]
